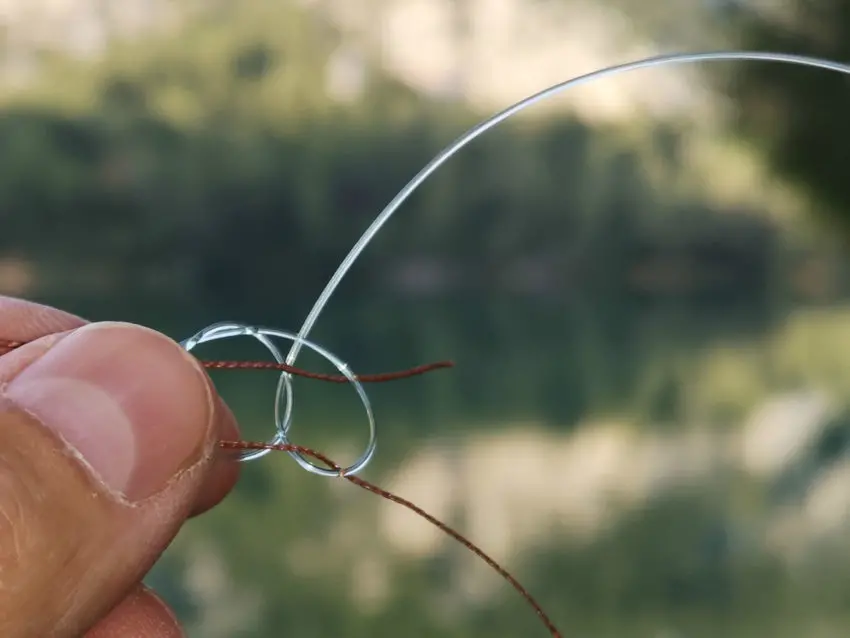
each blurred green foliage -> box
[0,0,800,321]
[4,1,850,636]
[725,1,850,232]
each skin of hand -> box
[0,296,241,637]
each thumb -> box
[0,322,219,637]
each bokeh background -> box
[3,0,850,636]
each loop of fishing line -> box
[181,321,376,475]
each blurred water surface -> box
[53,290,850,638]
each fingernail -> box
[4,322,213,501]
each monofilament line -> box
[285,51,850,424]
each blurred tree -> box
[0,0,797,311]
[715,2,850,232]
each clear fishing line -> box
[182,321,375,473]
[262,51,850,475]
[186,52,850,470]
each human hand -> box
[0,296,241,637]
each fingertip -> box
[0,295,86,341]
[3,322,217,502]
[84,586,185,638]
[190,395,241,517]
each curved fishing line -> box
[278,50,850,474]
[182,321,377,473]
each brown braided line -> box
[219,440,563,638]
[0,335,561,636]
[0,337,453,383]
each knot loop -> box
[181,322,376,477]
